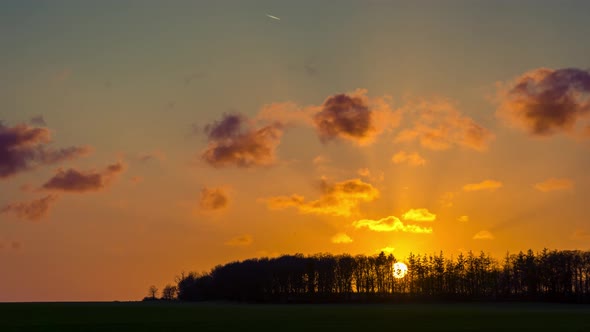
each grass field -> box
[1,302,590,332]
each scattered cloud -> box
[402,208,436,222]
[313,89,400,145]
[395,99,494,151]
[331,233,353,244]
[357,168,371,178]
[41,162,125,193]
[534,178,574,192]
[353,216,433,234]
[392,151,426,166]
[1,194,59,221]
[0,122,91,179]
[265,178,379,217]
[29,115,46,126]
[137,150,166,163]
[312,155,331,166]
[201,113,283,168]
[496,68,590,138]
[380,246,396,254]
[225,234,253,246]
[199,187,229,211]
[439,191,456,208]
[457,215,469,222]
[463,180,503,192]
[473,230,495,240]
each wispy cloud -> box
[391,151,426,166]
[534,178,573,192]
[473,230,494,240]
[265,178,379,217]
[395,99,494,151]
[402,208,436,222]
[353,216,433,234]
[331,233,353,244]
[225,234,253,246]
[463,180,503,192]
[1,195,59,221]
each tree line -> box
[147,249,590,303]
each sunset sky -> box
[2,1,590,302]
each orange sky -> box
[1,1,590,301]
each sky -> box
[1,0,590,302]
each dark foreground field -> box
[1,302,590,332]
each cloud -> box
[1,194,59,221]
[137,150,166,163]
[353,216,433,234]
[391,151,426,166]
[357,168,371,177]
[331,233,353,244]
[41,162,125,193]
[199,187,229,211]
[380,247,396,254]
[0,122,91,179]
[439,191,456,208]
[473,230,494,240]
[457,215,469,222]
[402,208,436,222]
[496,68,590,137]
[463,180,503,192]
[395,99,494,151]
[313,89,399,145]
[201,113,283,168]
[29,115,46,126]
[534,178,574,192]
[225,234,253,246]
[265,178,379,217]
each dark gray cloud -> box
[201,113,283,168]
[0,122,91,179]
[1,194,59,221]
[42,162,125,193]
[314,93,373,142]
[497,68,590,136]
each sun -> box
[392,262,408,279]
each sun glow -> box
[392,262,408,279]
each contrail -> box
[266,14,281,21]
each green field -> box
[1,302,590,332]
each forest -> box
[151,249,590,303]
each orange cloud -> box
[402,208,436,222]
[1,194,59,221]
[439,191,456,208]
[395,99,494,151]
[331,233,353,244]
[265,178,379,217]
[473,230,494,240]
[224,234,253,246]
[457,215,469,222]
[534,178,574,192]
[353,216,433,234]
[391,151,426,166]
[496,68,590,138]
[199,187,229,211]
[463,180,503,192]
